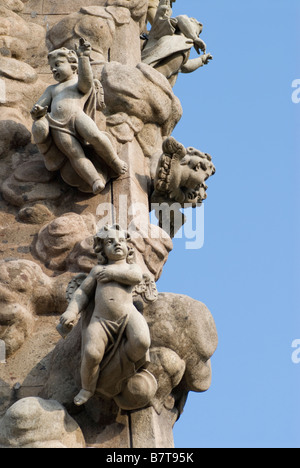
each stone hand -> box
[203,53,213,64]
[96,267,115,284]
[30,104,48,121]
[75,37,92,57]
[60,309,77,328]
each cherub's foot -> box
[92,179,105,195]
[112,159,128,176]
[74,389,94,406]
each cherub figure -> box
[59,224,151,406]
[142,0,212,86]
[31,38,127,195]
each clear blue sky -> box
[157,0,300,448]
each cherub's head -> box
[93,224,134,265]
[181,148,215,175]
[48,48,78,83]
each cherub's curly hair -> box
[48,48,78,69]
[93,224,135,265]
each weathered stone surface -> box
[47,6,116,63]
[34,212,97,270]
[0,0,25,13]
[0,5,46,64]
[0,314,62,415]
[1,158,65,207]
[0,120,31,157]
[145,293,218,399]
[101,61,182,137]
[0,56,47,131]
[18,203,54,224]
[0,397,85,448]
[0,56,37,82]
[129,224,173,282]
[130,406,176,448]
[0,259,71,356]
[105,0,147,23]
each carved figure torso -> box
[49,78,90,123]
[91,265,137,322]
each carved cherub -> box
[142,0,212,86]
[58,224,151,406]
[31,38,127,195]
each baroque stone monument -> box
[0,0,218,448]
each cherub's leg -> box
[74,320,109,406]
[75,112,128,176]
[32,116,50,144]
[51,129,105,194]
[124,309,151,363]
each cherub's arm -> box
[35,86,53,108]
[75,37,94,95]
[180,54,212,74]
[60,271,97,327]
[96,264,143,287]
[30,86,53,120]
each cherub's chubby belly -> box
[94,283,133,321]
[50,101,82,123]
[50,87,87,122]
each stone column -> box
[0,0,218,450]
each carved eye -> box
[193,163,202,172]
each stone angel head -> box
[93,224,135,265]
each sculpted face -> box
[102,229,129,262]
[48,55,76,83]
[182,149,214,190]
[183,155,207,187]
